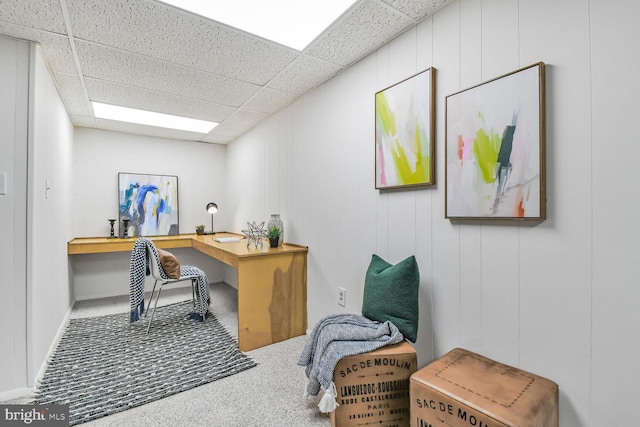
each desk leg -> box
[237,252,307,351]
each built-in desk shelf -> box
[68,232,308,351]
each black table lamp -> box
[206,202,218,234]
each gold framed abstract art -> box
[445,62,546,220]
[375,68,435,190]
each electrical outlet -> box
[338,287,346,307]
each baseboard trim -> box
[32,303,74,390]
[0,387,33,402]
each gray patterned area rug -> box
[34,301,256,425]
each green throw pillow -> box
[362,254,419,342]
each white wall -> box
[589,0,640,423]
[72,128,229,237]
[0,36,30,398]
[71,128,229,299]
[0,40,76,397]
[225,0,640,425]
[27,44,75,386]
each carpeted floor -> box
[35,299,257,425]
[7,282,329,427]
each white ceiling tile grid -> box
[0,0,453,144]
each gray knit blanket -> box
[129,237,210,323]
[297,313,403,411]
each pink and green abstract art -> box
[445,63,545,219]
[375,68,434,189]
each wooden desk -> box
[68,233,308,351]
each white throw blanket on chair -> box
[297,313,404,413]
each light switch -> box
[0,172,6,195]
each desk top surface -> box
[192,233,308,258]
[68,232,307,257]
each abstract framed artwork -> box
[445,62,546,220]
[375,68,435,189]
[118,172,179,236]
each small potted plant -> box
[195,225,205,235]
[266,225,281,247]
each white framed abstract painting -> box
[118,172,179,236]
[375,68,435,189]
[445,62,546,220]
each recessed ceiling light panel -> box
[92,102,218,134]
[157,0,357,51]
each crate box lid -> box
[411,348,558,426]
[339,340,416,359]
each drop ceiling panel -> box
[223,109,269,129]
[66,0,298,86]
[85,77,236,122]
[76,41,261,107]
[202,122,248,145]
[62,97,92,117]
[381,0,454,21]
[191,29,297,86]
[0,0,67,34]
[267,54,344,94]
[52,72,85,99]
[242,87,300,115]
[71,115,95,128]
[305,0,415,67]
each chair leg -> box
[145,280,159,318]
[191,279,196,307]
[146,284,164,334]
[194,280,205,321]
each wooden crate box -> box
[410,348,558,427]
[330,341,417,427]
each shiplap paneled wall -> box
[590,0,640,422]
[226,0,640,425]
